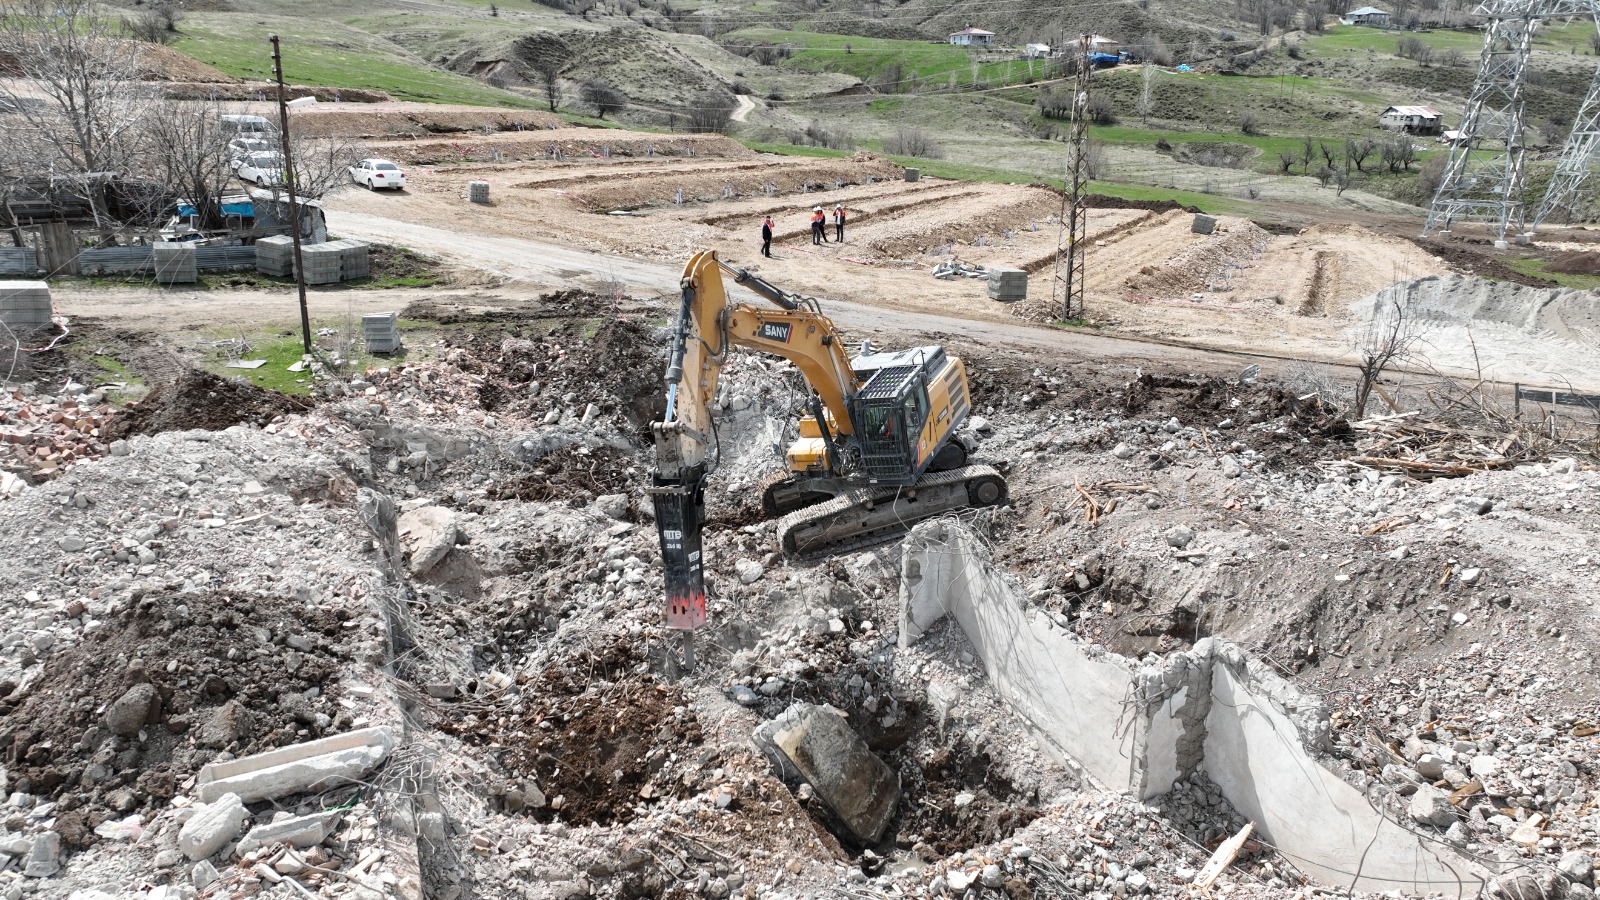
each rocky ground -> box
[1,286,1597,900]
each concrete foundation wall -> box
[899,521,1484,895]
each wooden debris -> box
[1193,821,1255,889]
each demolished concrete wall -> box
[899,521,1485,895]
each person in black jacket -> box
[761,216,774,257]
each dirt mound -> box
[561,151,880,212]
[1549,250,1600,275]
[105,368,310,439]
[442,636,703,826]
[1124,218,1272,297]
[159,82,391,102]
[1082,193,1200,214]
[370,129,750,167]
[291,103,563,138]
[135,44,240,83]
[1408,237,1556,287]
[0,589,352,846]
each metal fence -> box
[78,247,154,275]
[0,248,39,275]
[78,245,260,275]
[195,246,260,270]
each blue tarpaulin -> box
[176,198,254,218]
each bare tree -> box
[580,80,627,119]
[1319,141,1338,168]
[1345,137,1376,172]
[1353,296,1420,418]
[685,94,735,133]
[1333,166,1352,196]
[280,132,366,201]
[1300,136,1316,173]
[0,0,153,229]
[527,40,572,113]
[884,127,945,159]
[1137,60,1156,123]
[136,96,238,231]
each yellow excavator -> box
[648,250,1006,657]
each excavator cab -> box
[849,346,959,484]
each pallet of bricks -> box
[255,236,369,283]
[153,242,197,284]
[256,235,296,277]
[0,281,53,335]
[986,266,1027,302]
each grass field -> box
[724,28,1055,90]
[175,14,537,107]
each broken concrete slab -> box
[196,726,396,804]
[753,703,899,845]
[22,831,59,877]
[398,506,456,575]
[179,793,246,861]
[236,809,345,855]
[899,520,1487,895]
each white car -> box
[349,158,406,191]
[233,151,285,187]
[227,137,274,161]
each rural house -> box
[1023,43,1051,58]
[1379,104,1443,135]
[949,27,995,47]
[1088,35,1120,53]
[1344,6,1390,25]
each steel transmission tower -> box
[1053,33,1094,322]
[1534,39,1600,227]
[1424,0,1600,243]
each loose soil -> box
[104,368,310,439]
[0,589,352,848]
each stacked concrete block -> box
[255,235,296,277]
[986,266,1027,302]
[333,240,370,280]
[468,181,490,204]
[153,242,198,284]
[298,244,343,285]
[1192,214,1218,235]
[904,168,920,183]
[363,312,401,353]
[0,281,53,333]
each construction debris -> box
[932,259,987,279]
[0,387,112,484]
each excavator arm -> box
[650,250,860,655]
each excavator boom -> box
[649,250,1007,662]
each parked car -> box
[233,151,286,187]
[349,158,406,191]
[227,137,275,161]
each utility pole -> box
[269,34,312,355]
[1052,33,1094,322]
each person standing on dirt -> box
[833,204,846,243]
[761,216,774,258]
[810,206,826,245]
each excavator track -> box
[775,465,1007,557]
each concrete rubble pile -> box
[2,296,1597,900]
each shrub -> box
[1087,95,1117,126]
[1239,110,1262,135]
[884,126,944,159]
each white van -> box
[220,114,275,137]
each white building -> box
[949,27,995,47]
[1344,6,1390,25]
[1023,43,1051,58]
[1379,104,1443,135]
